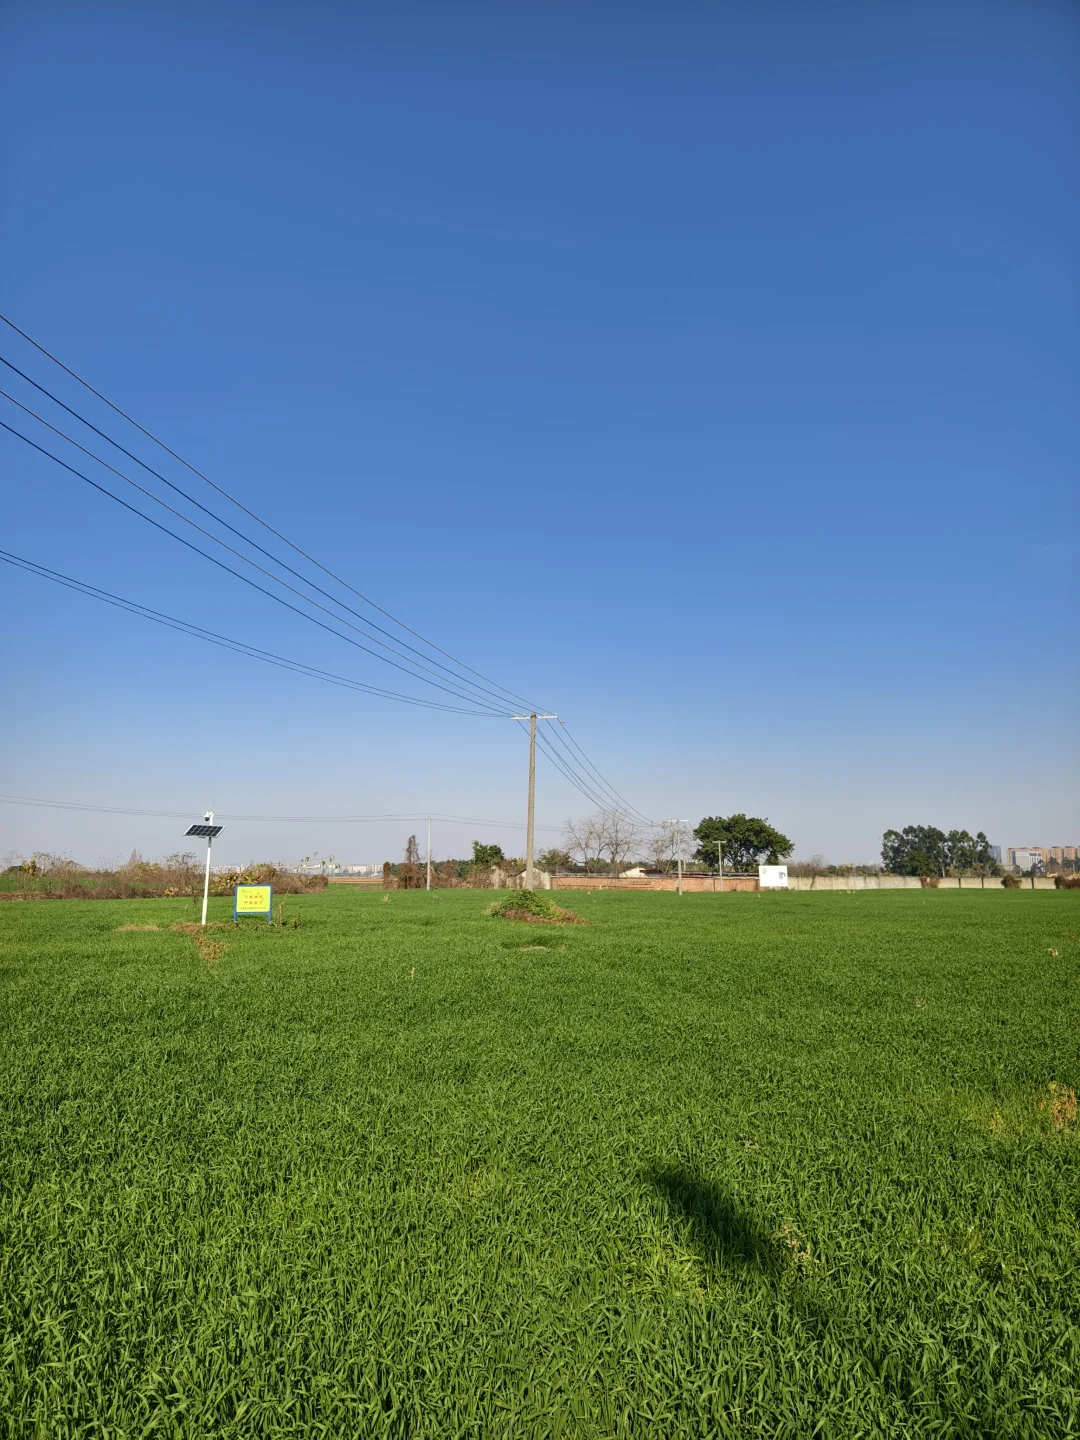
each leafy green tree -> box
[946,829,978,876]
[882,826,1000,877]
[881,826,949,876]
[537,848,574,871]
[974,832,1002,876]
[471,841,505,867]
[693,814,793,871]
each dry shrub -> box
[1054,875,1080,890]
[919,876,941,888]
[497,908,586,925]
[778,1222,817,1273]
[1040,1082,1078,1133]
[1001,873,1022,889]
[209,863,327,896]
[3,854,327,902]
[194,936,227,965]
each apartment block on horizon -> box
[1004,845,1078,870]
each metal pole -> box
[426,813,432,892]
[677,822,683,897]
[201,810,214,926]
[718,844,723,893]
[525,713,537,888]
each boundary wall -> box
[551,875,758,893]
[549,874,1060,893]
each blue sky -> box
[1,0,1077,868]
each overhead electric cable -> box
[0,550,498,715]
[1,408,653,810]
[549,720,654,824]
[0,315,655,822]
[517,719,615,813]
[0,312,547,712]
[535,731,619,813]
[0,793,561,830]
[0,419,510,714]
[0,380,528,712]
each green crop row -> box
[0,888,1077,1437]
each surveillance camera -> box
[204,812,212,823]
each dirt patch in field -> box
[496,908,586,925]
[171,922,231,934]
[116,924,161,932]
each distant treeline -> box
[1,852,329,901]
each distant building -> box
[1006,848,1037,871]
[1004,845,1078,872]
[988,845,1002,864]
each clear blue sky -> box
[1,1,1077,868]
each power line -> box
[0,793,562,831]
[0,364,541,714]
[0,382,525,713]
[2,548,651,825]
[0,418,510,714]
[0,550,498,715]
[0,312,546,712]
[0,314,655,824]
[524,721,616,814]
[549,720,654,825]
[1,410,655,816]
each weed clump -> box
[1040,1082,1078,1133]
[194,936,227,965]
[487,890,585,924]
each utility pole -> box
[426,813,432,892]
[664,819,687,896]
[510,712,558,888]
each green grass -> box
[1,888,1078,1438]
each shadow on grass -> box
[646,1166,784,1276]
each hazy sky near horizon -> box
[1,0,1077,869]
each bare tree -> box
[564,815,603,872]
[647,820,694,876]
[598,812,645,875]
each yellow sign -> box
[234,884,272,914]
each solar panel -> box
[185,824,224,838]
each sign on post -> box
[758,865,789,889]
[234,884,273,923]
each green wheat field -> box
[1,887,1078,1438]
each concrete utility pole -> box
[510,712,558,888]
[426,813,432,892]
[677,821,684,897]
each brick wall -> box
[550,875,759,893]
